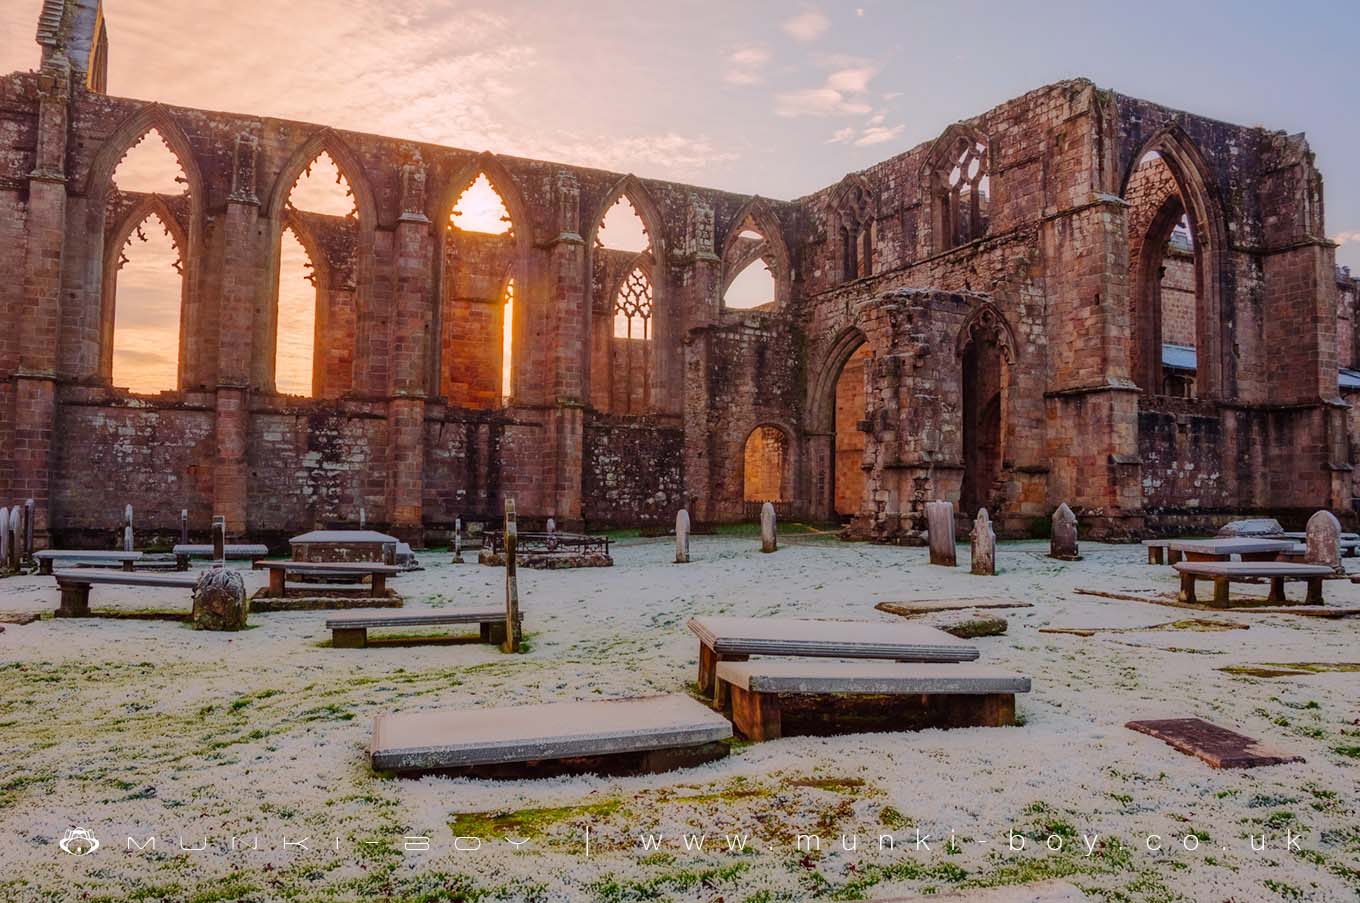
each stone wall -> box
[581,414,684,529]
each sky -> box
[3,0,1358,389]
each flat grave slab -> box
[1174,561,1331,578]
[1166,538,1294,557]
[1126,717,1304,768]
[326,609,520,647]
[689,616,979,659]
[53,568,197,588]
[371,694,731,777]
[716,661,1031,696]
[173,544,269,558]
[36,550,142,574]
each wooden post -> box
[503,498,521,653]
[23,499,34,562]
[1211,576,1230,608]
[180,509,189,546]
[1178,572,1197,604]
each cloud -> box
[542,132,738,175]
[724,46,770,85]
[854,124,905,146]
[775,63,878,118]
[826,66,875,94]
[1334,231,1360,246]
[782,8,830,42]
[827,127,856,144]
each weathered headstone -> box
[970,507,996,576]
[926,500,957,567]
[359,507,366,529]
[123,525,134,553]
[211,516,226,562]
[8,507,20,571]
[23,499,34,561]
[1305,509,1342,573]
[675,509,691,564]
[1049,503,1080,561]
[180,509,189,545]
[0,512,10,574]
[545,516,558,551]
[760,501,777,553]
[451,516,464,563]
[503,498,521,653]
[191,567,249,631]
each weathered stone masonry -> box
[0,2,1352,546]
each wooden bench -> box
[1165,538,1294,563]
[254,560,399,598]
[687,616,980,696]
[1142,540,1180,565]
[173,544,269,570]
[1173,560,1332,607]
[36,550,142,575]
[715,661,1031,741]
[52,568,198,617]
[326,611,522,648]
[370,694,731,778]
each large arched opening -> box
[958,305,1014,516]
[742,424,795,519]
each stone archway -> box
[957,304,1016,516]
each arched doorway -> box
[834,344,871,518]
[743,425,793,518]
[959,307,1013,516]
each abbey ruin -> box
[3,0,1358,547]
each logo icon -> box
[59,828,100,855]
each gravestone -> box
[23,499,34,561]
[926,500,957,567]
[123,526,134,554]
[970,508,996,576]
[180,509,189,545]
[452,516,464,563]
[760,502,777,553]
[8,507,20,571]
[0,512,10,574]
[211,516,226,562]
[359,507,366,529]
[675,509,691,564]
[1305,509,1342,573]
[192,567,249,631]
[503,498,521,653]
[1050,503,1080,561]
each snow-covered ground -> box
[0,534,1356,902]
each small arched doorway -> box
[834,344,871,518]
[743,425,793,518]
[959,307,1013,516]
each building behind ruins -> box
[2,0,1358,546]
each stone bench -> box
[1173,560,1332,607]
[326,610,522,648]
[370,694,732,778]
[52,568,198,617]
[254,560,400,598]
[172,544,269,570]
[36,550,142,575]
[688,616,979,696]
[1141,540,1180,565]
[1165,538,1295,563]
[714,661,1030,741]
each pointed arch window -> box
[934,135,991,250]
[834,184,874,282]
[110,209,184,394]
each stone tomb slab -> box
[326,610,521,647]
[371,694,732,778]
[689,615,979,695]
[1164,538,1294,561]
[1126,717,1304,769]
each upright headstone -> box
[926,500,957,567]
[545,516,558,551]
[359,507,366,529]
[0,512,10,574]
[503,498,521,653]
[760,501,777,553]
[1305,509,1342,573]
[22,499,34,561]
[8,507,21,571]
[970,508,997,576]
[1049,503,1080,561]
[451,516,464,564]
[180,509,189,546]
[192,567,249,631]
[675,509,691,564]
[123,525,134,554]
[211,515,226,563]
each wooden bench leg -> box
[1178,572,1198,604]
[371,573,387,597]
[1267,576,1286,603]
[1211,576,1230,608]
[39,559,52,576]
[981,693,1017,727]
[332,628,367,649]
[730,685,781,741]
[1148,547,1163,565]
[57,584,91,618]
[1168,549,1182,564]
[697,643,717,695]
[122,559,135,572]
[481,621,507,645]
[269,568,286,596]
[176,554,189,571]
[714,676,731,712]
[1305,577,1324,606]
